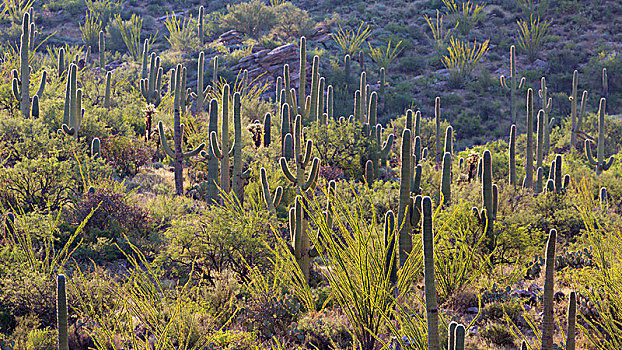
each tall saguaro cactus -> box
[12,10,46,118]
[210,84,232,194]
[194,51,211,114]
[441,152,452,206]
[536,110,544,171]
[541,229,557,350]
[383,210,397,287]
[231,92,251,203]
[398,129,413,267]
[435,97,442,163]
[61,64,83,139]
[567,291,576,350]
[538,77,553,155]
[523,89,534,190]
[509,124,517,186]
[140,52,163,106]
[585,98,614,174]
[422,196,441,350]
[260,167,283,213]
[545,154,570,194]
[500,45,525,123]
[569,70,588,149]
[280,114,320,194]
[57,274,69,350]
[198,5,205,45]
[200,98,220,202]
[474,150,498,252]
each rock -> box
[467,307,480,314]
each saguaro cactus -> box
[600,187,608,211]
[546,154,570,194]
[57,274,69,350]
[57,47,65,78]
[171,64,192,115]
[541,229,557,350]
[104,71,111,109]
[523,89,534,190]
[454,324,465,350]
[474,150,498,252]
[422,196,441,350]
[210,84,232,194]
[260,167,283,213]
[288,196,312,282]
[200,98,220,203]
[509,124,517,186]
[91,137,100,158]
[441,152,452,206]
[263,112,271,147]
[398,129,413,267]
[585,98,614,174]
[567,290,576,350]
[444,125,453,155]
[298,37,307,117]
[538,77,553,155]
[500,45,525,123]
[194,51,211,114]
[12,11,46,118]
[344,54,351,85]
[383,210,397,286]
[435,97,442,163]
[536,110,544,171]
[231,92,251,203]
[61,64,84,139]
[99,30,105,73]
[280,114,320,194]
[569,70,587,149]
[140,52,163,106]
[281,103,293,159]
[198,5,205,45]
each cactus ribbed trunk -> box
[567,291,576,350]
[435,97,441,163]
[206,99,219,202]
[541,229,557,350]
[57,274,69,350]
[524,89,534,189]
[422,196,440,350]
[398,129,412,267]
[441,152,451,206]
[536,110,544,171]
[509,124,517,186]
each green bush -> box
[221,0,277,38]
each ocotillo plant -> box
[545,154,570,194]
[260,167,283,213]
[523,88,534,190]
[538,77,553,155]
[61,64,84,139]
[567,290,576,350]
[435,97,442,163]
[230,92,251,203]
[474,150,498,252]
[280,114,320,194]
[500,45,525,123]
[509,124,517,186]
[12,11,46,118]
[57,274,69,350]
[422,196,441,350]
[541,229,557,350]
[397,129,413,267]
[441,152,452,206]
[140,52,163,106]
[210,84,232,194]
[104,71,111,109]
[569,70,587,149]
[585,98,614,174]
[194,51,211,114]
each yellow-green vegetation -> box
[0,0,622,349]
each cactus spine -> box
[140,51,163,106]
[509,124,517,186]
[585,98,614,174]
[57,274,69,350]
[523,89,534,190]
[422,196,441,350]
[500,45,525,123]
[541,229,557,350]
[441,152,451,206]
[12,11,46,118]
[61,64,83,138]
[538,77,553,155]
[567,290,576,350]
[279,114,320,194]
[260,167,283,213]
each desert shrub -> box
[81,12,102,48]
[517,15,550,62]
[156,195,276,283]
[85,0,121,27]
[164,12,199,52]
[100,135,155,177]
[481,322,515,346]
[221,0,277,38]
[73,188,152,242]
[296,310,353,349]
[0,156,74,213]
[272,3,315,39]
[442,36,490,88]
